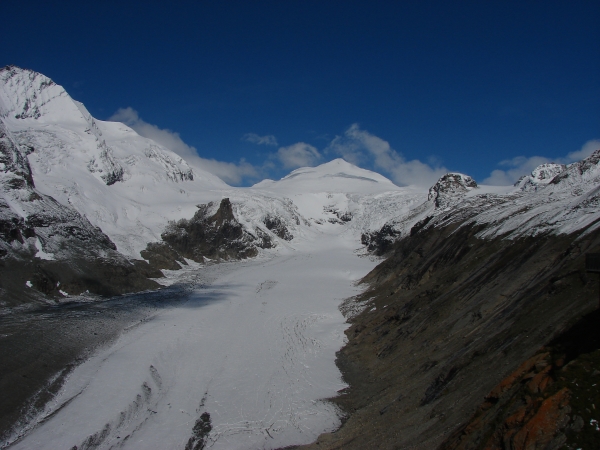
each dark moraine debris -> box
[185,412,212,450]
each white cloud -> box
[190,158,259,185]
[276,142,322,169]
[482,139,600,185]
[108,107,259,185]
[242,133,278,146]
[563,139,600,163]
[327,124,447,187]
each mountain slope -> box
[298,150,600,450]
[0,119,160,307]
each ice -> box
[11,231,378,449]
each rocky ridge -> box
[141,198,281,269]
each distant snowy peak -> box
[428,172,477,209]
[254,158,399,194]
[515,163,566,191]
[283,158,392,183]
[550,149,600,187]
[515,150,600,192]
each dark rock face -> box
[361,224,401,256]
[140,242,188,271]
[263,214,293,241]
[440,309,600,450]
[0,122,35,188]
[158,198,273,263]
[300,219,600,450]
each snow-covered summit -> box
[253,158,399,194]
[515,163,567,191]
[427,172,477,209]
[0,65,73,122]
[249,158,425,243]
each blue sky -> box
[4,1,599,186]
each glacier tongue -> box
[9,230,380,450]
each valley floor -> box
[6,229,377,449]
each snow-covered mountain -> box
[2,65,600,450]
[0,66,228,259]
[2,64,600,308]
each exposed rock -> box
[185,412,212,450]
[551,148,600,187]
[263,214,293,240]
[140,242,188,271]
[428,173,477,209]
[441,309,600,450]
[160,198,273,263]
[361,223,401,255]
[516,163,567,191]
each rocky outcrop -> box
[361,224,402,255]
[428,173,477,209]
[155,198,274,264]
[263,214,293,241]
[140,242,189,271]
[516,163,566,191]
[359,173,478,256]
